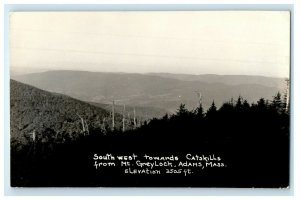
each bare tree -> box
[76,113,86,134]
[84,120,89,135]
[112,100,115,131]
[31,130,36,143]
[102,117,107,135]
[195,91,202,108]
[29,130,36,155]
[133,107,137,129]
[122,104,126,132]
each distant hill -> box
[10,79,118,148]
[13,70,286,115]
[147,72,287,89]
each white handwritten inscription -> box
[93,153,227,176]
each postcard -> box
[10,11,290,187]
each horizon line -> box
[10,68,289,79]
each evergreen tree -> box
[162,113,169,122]
[235,96,243,111]
[257,98,267,110]
[176,103,189,117]
[219,102,232,113]
[243,100,250,111]
[206,101,217,118]
[194,104,204,119]
[271,92,284,113]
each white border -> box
[1,0,299,199]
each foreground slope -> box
[10,79,114,148]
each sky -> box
[9,11,290,77]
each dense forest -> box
[11,84,290,187]
[10,80,127,149]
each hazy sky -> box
[10,11,290,77]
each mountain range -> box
[148,72,286,88]
[13,70,287,114]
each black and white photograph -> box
[9,11,290,187]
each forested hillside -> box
[10,79,122,149]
